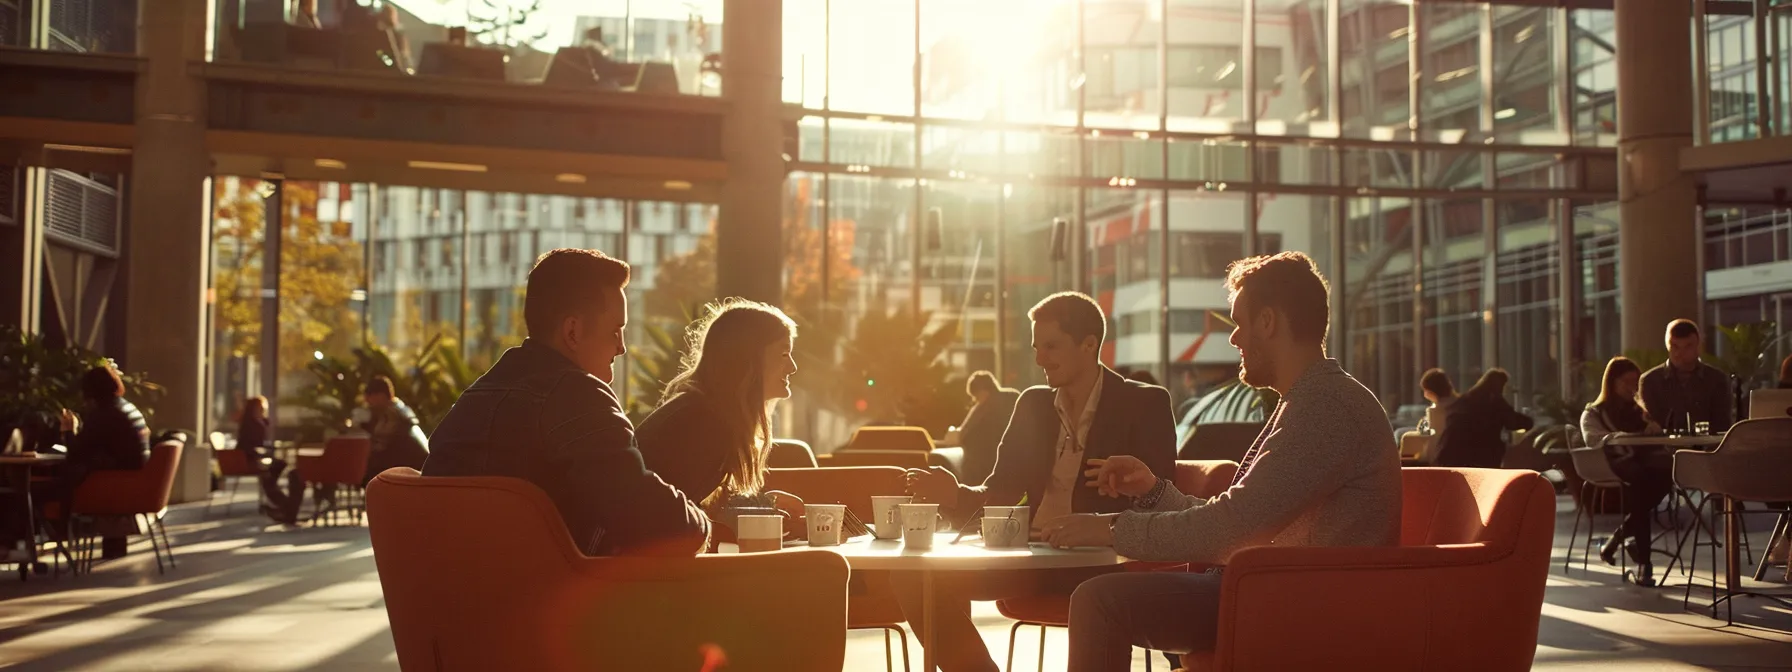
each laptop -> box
[1748,388,1792,420]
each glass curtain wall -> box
[777,0,1613,452]
[206,178,712,439]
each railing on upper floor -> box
[210,0,719,98]
[1704,208,1792,270]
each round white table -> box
[723,532,1122,671]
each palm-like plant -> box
[289,333,482,437]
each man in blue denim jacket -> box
[423,249,709,556]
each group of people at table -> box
[1413,317,1787,588]
[415,247,1403,671]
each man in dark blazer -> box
[898,291,1177,671]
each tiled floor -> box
[0,491,1788,671]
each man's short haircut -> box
[1224,251,1331,345]
[364,375,395,398]
[1666,319,1700,341]
[966,370,998,397]
[524,248,631,338]
[1028,292,1106,346]
[1420,368,1455,398]
[81,366,125,402]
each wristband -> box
[1132,477,1168,509]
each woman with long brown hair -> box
[1580,356,1672,583]
[1432,368,1535,468]
[636,299,804,529]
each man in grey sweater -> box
[1037,252,1402,670]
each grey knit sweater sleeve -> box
[1111,362,1400,564]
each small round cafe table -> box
[725,532,1122,671]
[0,453,67,579]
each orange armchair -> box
[1183,467,1555,672]
[65,440,184,574]
[367,468,850,672]
[997,460,1239,670]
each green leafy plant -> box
[626,317,690,425]
[288,333,479,437]
[825,296,967,437]
[1708,322,1778,384]
[0,325,164,449]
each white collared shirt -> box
[1033,372,1104,528]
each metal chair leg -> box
[895,626,910,672]
[143,514,167,575]
[1006,621,1024,672]
[1566,481,1586,572]
[1036,624,1048,672]
[883,628,893,672]
[1753,512,1788,582]
[157,516,176,569]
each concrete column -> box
[716,0,785,305]
[1616,3,1701,350]
[125,0,210,455]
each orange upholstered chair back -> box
[215,448,262,477]
[74,441,183,516]
[845,426,935,452]
[1398,467,1539,547]
[816,449,931,470]
[764,466,908,521]
[305,436,372,485]
[1197,467,1554,672]
[1173,460,1239,499]
[366,468,850,671]
[1395,467,1555,669]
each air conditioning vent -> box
[44,169,120,255]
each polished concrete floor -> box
[0,490,1787,671]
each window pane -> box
[831,0,916,115]
[1167,0,1247,132]
[1495,199,1560,412]
[1339,0,1414,139]
[1343,196,1416,414]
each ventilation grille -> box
[44,169,119,254]
[47,0,90,52]
[0,0,21,48]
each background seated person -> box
[360,375,429,484]
[942,370,1020,485]
[1432,368,1533,468]
[235,396,304,525]
[901,291,1176,671]
[1580,356,1670,584]
[1045,252,1401,672]
[423,249,708,556]
[1639,319,1734,433]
